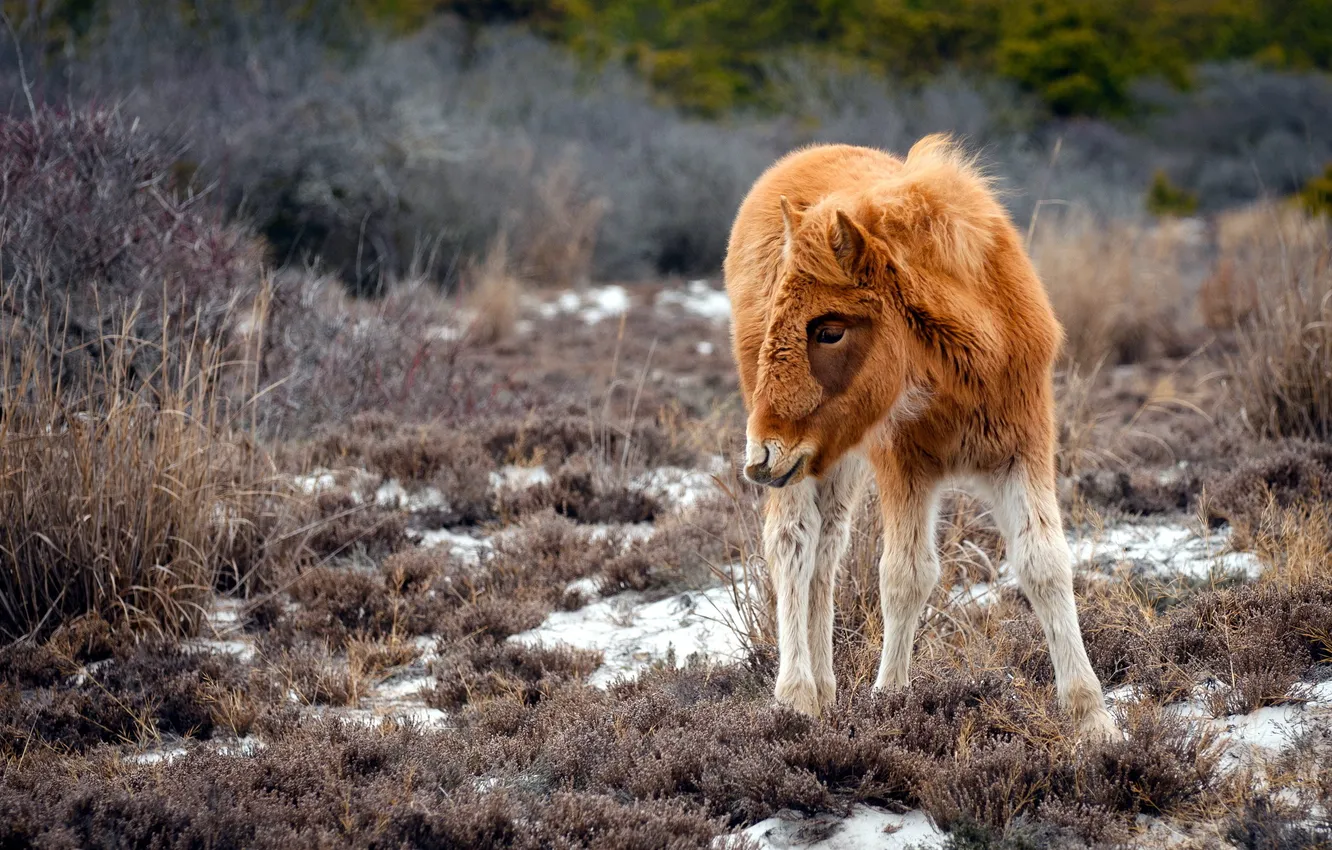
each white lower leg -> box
[764,479,821,715]
[874,488,939,690]
[809,457,867,710]
[993,472,1115,735]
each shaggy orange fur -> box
[725,135,1116,738]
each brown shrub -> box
[497,459,660,524]
[1204,441,1332,530]
[0,721,729,850]
[269,645,359,706]
[426,639,602,710]
[305,488,410,561]
[463,236,522,345]
[307,414,497,524]
[599,496,746,594]
[0,642,260,755]
[1202,202,1330,330]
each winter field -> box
[3,13,1332,847]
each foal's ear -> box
[832,209,871,276]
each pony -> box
[724,135,1116,738]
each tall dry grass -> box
[1031,210,1203,367]
[1219,204,1332,440]
[0,299,305,642]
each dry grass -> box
[1031,210,1201,367]
[1224,207,1332,440]
[0,303,305,642]
[464,236,523,346]
[1201,201,1331,328]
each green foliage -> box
[17,0,1332,117]
[1298,164,1332,218]
[1146,170,1199,217]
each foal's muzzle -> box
[743,440,808,488]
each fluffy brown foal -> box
[724,135,1116,739]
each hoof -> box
[775,676,822,717]
[1077,706,1123,742]
[814,675,837,716]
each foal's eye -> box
[814,325,846,345]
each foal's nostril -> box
[744,462,773,485]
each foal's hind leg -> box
[988,464,1118,739]
[763,478,822,715]
[809,455,869,713]
[872,461,941,690]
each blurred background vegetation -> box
[3,0,1331,290]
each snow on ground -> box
[1165,680,1332,771]
[656,279,732,322]
[737,806,942,850]
[412,526,494,566]
[293,470,340,494]
[1069,522,1261,581]
[534,285,631,325]
[128,735,265,766]
[375,479,449,512]
[630,465,722,512]
[510,583,749,687]
[944,521,1259,610]
[490,464,553,491]
[319,704,451,730]
[183,597,255,661]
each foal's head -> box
[742,136,1002,488]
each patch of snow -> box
[339,705,450,730]
[128,746,188,766]
[412,527,493,566]
[208,599,243,628]
[294,470,339,494]
[510,584,748,687]
[490,464,552,492]
[583,285,630,324]
[565,576,603,598]
[374,674,436,703]
[632,467,719,512]
[946,521,1258,610]
[1166,682,1332,770]
[586,522,657,545]
[948,581,1001,608]
[657,280,732,322]
[738,806,942,850]
[428,323,466,342]
[375,479,449,513]
[533,285,631,325]
[1104,684,1141,706]
[1069,522,1261,581]
[697,341,715,356]
[216,736,265,757]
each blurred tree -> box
[1146,169,1199,216]
[1298,164,1332,218]
[12,0,1332,118]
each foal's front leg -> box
[763,478,822,715]
[808,456,868,712]
[873,470,940,690]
